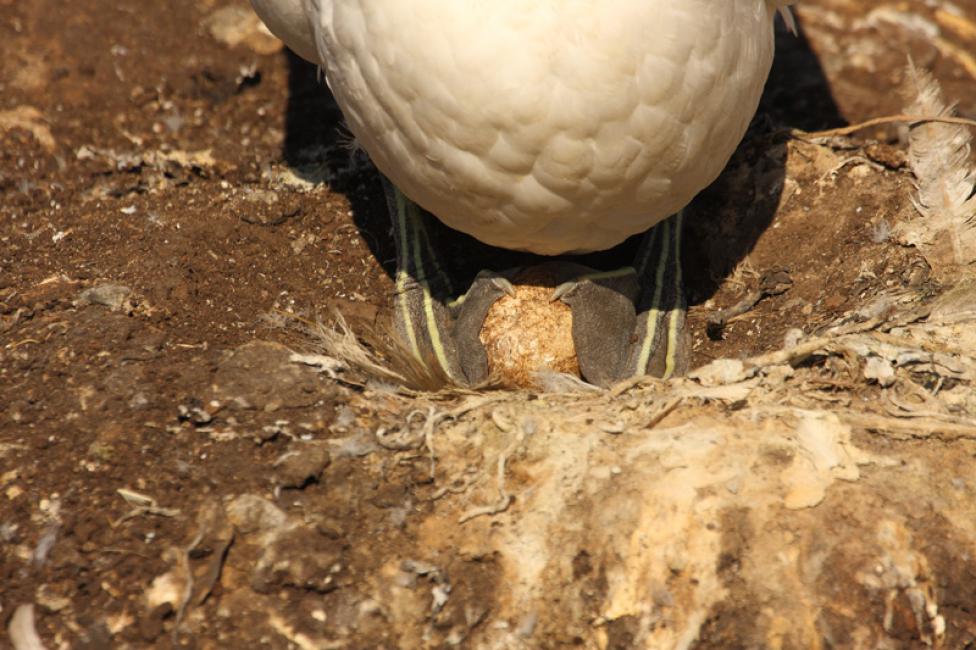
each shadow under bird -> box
[251,0,795,387]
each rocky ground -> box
[3,0,976,648]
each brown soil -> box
[2,0,975,647]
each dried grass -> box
[301,311,455,392]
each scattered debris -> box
[307,313,450,391]
[114,488,181,526]
[225,494,288,534]
[75,144,217,172]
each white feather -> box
[899,62,976,266]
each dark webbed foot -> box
[552,212,688,386]
[451,271,515,384]
[551,268,639,387]
[383,176,688,388]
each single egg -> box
[479,265,580,389]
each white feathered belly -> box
[311,0,776,254]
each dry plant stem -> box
[708,289,765,330]
[375,421,425,451]
[841,411,976,442]
[456,416,531,524]
[755,404,976,442]
[874,330,974,361]
[377,394,510,469]
[112,506,181,527]
[194,531,234,606]
[173,528,206,643]
[745,317,890,370]
[645,398,683,429]
[430,478,475,501]
[818,156,884,181]
[884,391,974,426]
[796,114,976,140]
[607,376,665,398]
[707,271,793,334]
[112,490,181,527]
[458,449,515,524]
[747,335,840,369]
[422,407,440,476]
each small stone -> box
[665,551,687,574]
[725,477,741,494]
[823,293,846,310]
[35,584,71,612]
[177,403,213,425]
[783,328,804,349]
[76,283,132,311]
[258,421,290,442]
[689,358,750,386]
[87,441,115,463]
[290,233,317,255]
[274,444,331,489]
[863,356,896,387]
[139,603,173,643]
[864,142,907,169]
[313,516,345,539]
[226,495,288,533]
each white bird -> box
[251,0,794,386]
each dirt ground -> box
[3,1,976,648]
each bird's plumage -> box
[253,0,786,254]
